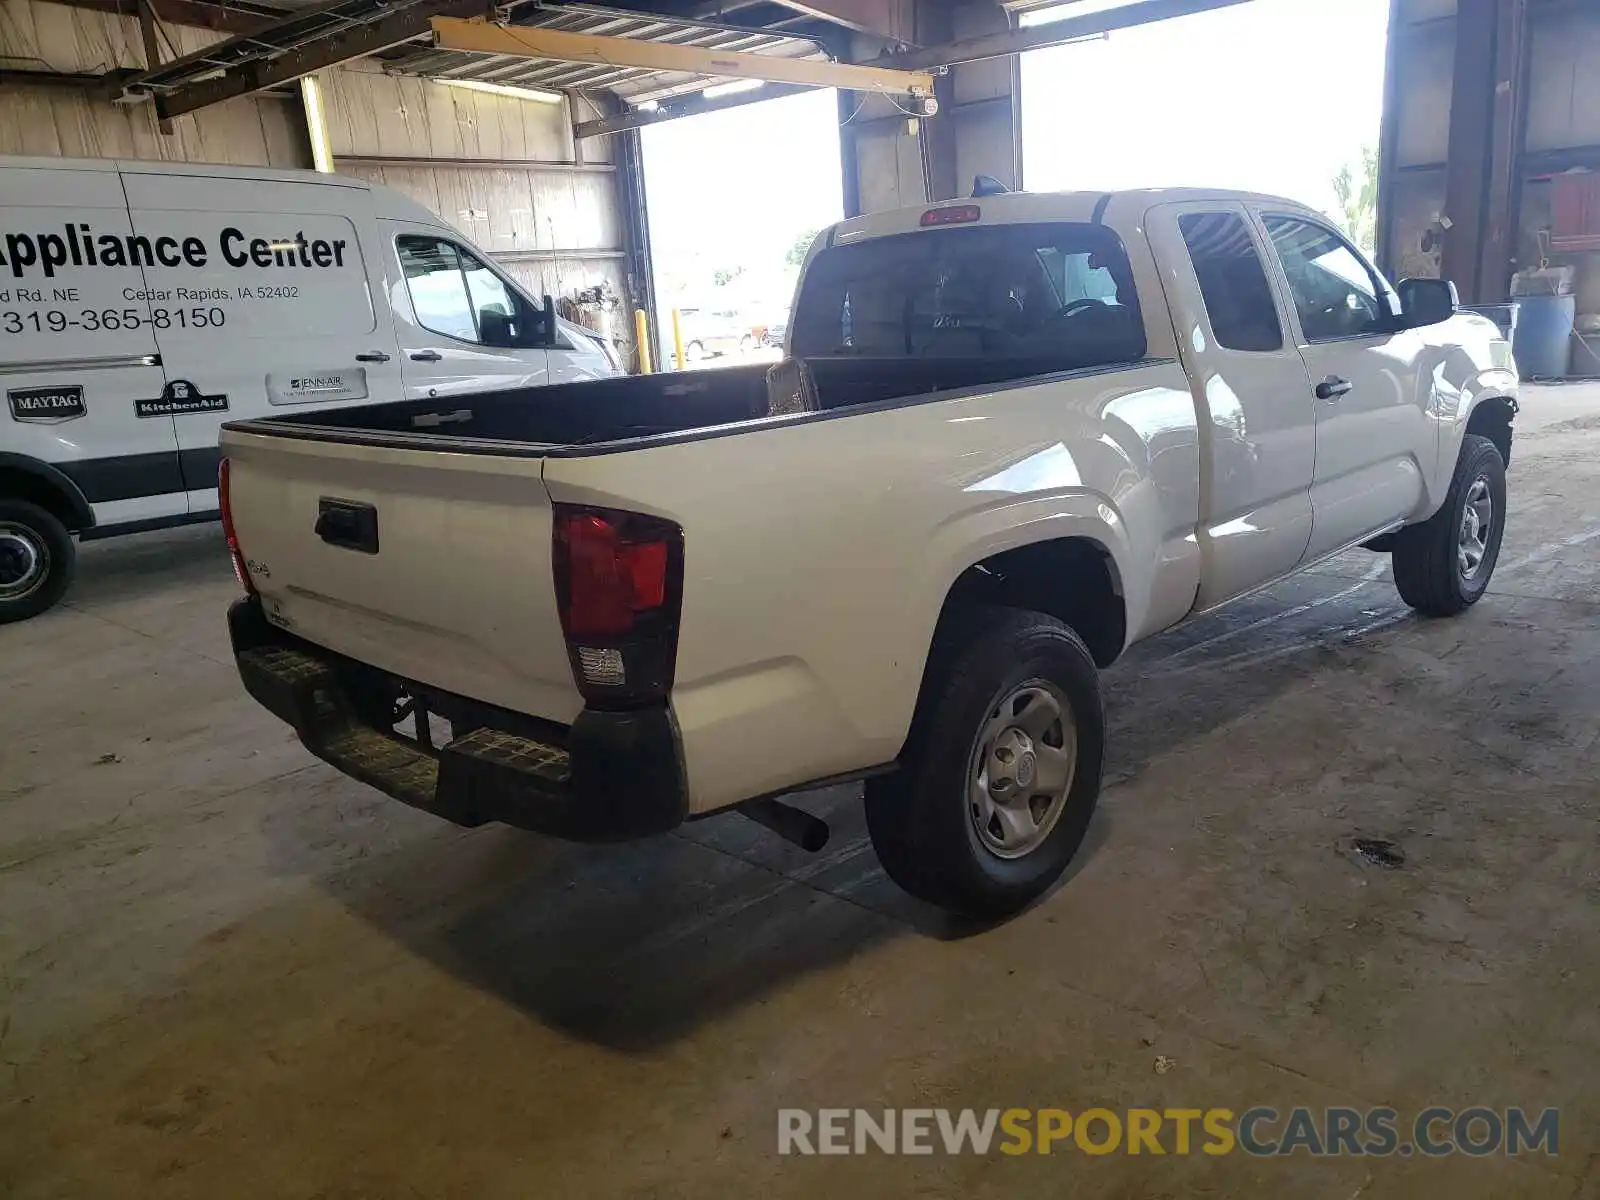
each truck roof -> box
[827,186,1318,245]
[0,153,447,228]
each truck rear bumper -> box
[229,598,689,841]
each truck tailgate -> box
[222,428,584,726]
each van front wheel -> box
[0,500,75,624]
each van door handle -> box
[1315,375,1353,400]
[355,350,390,363]
[409,350,443,362]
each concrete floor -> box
[3,385,1600,1198]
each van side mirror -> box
[542,294,558,348]
[1396,277,1459,328]
[478,308,517,347]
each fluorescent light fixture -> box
[636,99,660,112]
[701,78,763,99]
[439,78,563,104]
[300,75,334,173]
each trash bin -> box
[1511,294,1576,379]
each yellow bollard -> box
[671,308,686,371]
[633,308,652,374]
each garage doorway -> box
[1020,0,1390,237]
[641,87,843,368]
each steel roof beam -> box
[573,80,813,138]
[128,0,489,116]
[429,15,935,93]
[881,0,1256,69]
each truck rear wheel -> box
[1391,433,1506,617]
[865,607,1104,919]
[0,499,75,624]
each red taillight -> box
[556,511,668,635]
[920,204,980,227]
[218,457,255,596]
[552,505,683,706]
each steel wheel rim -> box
[967,680,1077,860]
[1458,476,1493,581]
[0,522,48,602]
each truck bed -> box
[236,354,1129,452]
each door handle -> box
[1315,375,1353,400]
[355,350,391,363]
[409,350,443,362]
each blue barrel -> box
[1511,294,1575,379]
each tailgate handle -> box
[315,498,380,554]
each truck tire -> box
[0,499,75,624]
[1391,433,1506,617]
[864,606,1104,919]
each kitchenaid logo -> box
[134,379,227,418]
[8,384,85,423]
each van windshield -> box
[790,222,1146,373]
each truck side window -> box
[1178,212,1283,352]
[397,235,542,348]
[1263,216,1389,342]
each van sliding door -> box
[0,165,180,527]
[120,169,404,513]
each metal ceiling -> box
[385,4,832,105]
[119,0,451,100]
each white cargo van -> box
[0,154,619,622]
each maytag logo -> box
[8,385,86,424]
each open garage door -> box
[1019,0,1390,242]
[641,87,843,370]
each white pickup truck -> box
[221,187,1518,918]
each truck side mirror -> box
[1396,277,1460,328]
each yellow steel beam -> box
[429,16,936,95]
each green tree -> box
[1331,144,1380,256]
[713,265,745,287]
[785,227,822,268]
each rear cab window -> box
[790,222,1147,380]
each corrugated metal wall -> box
[323,64,629,349]
[1383,0,1600,305]
[844,0,1019,215]
[0,0,309,163]
[1,0,632,353]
